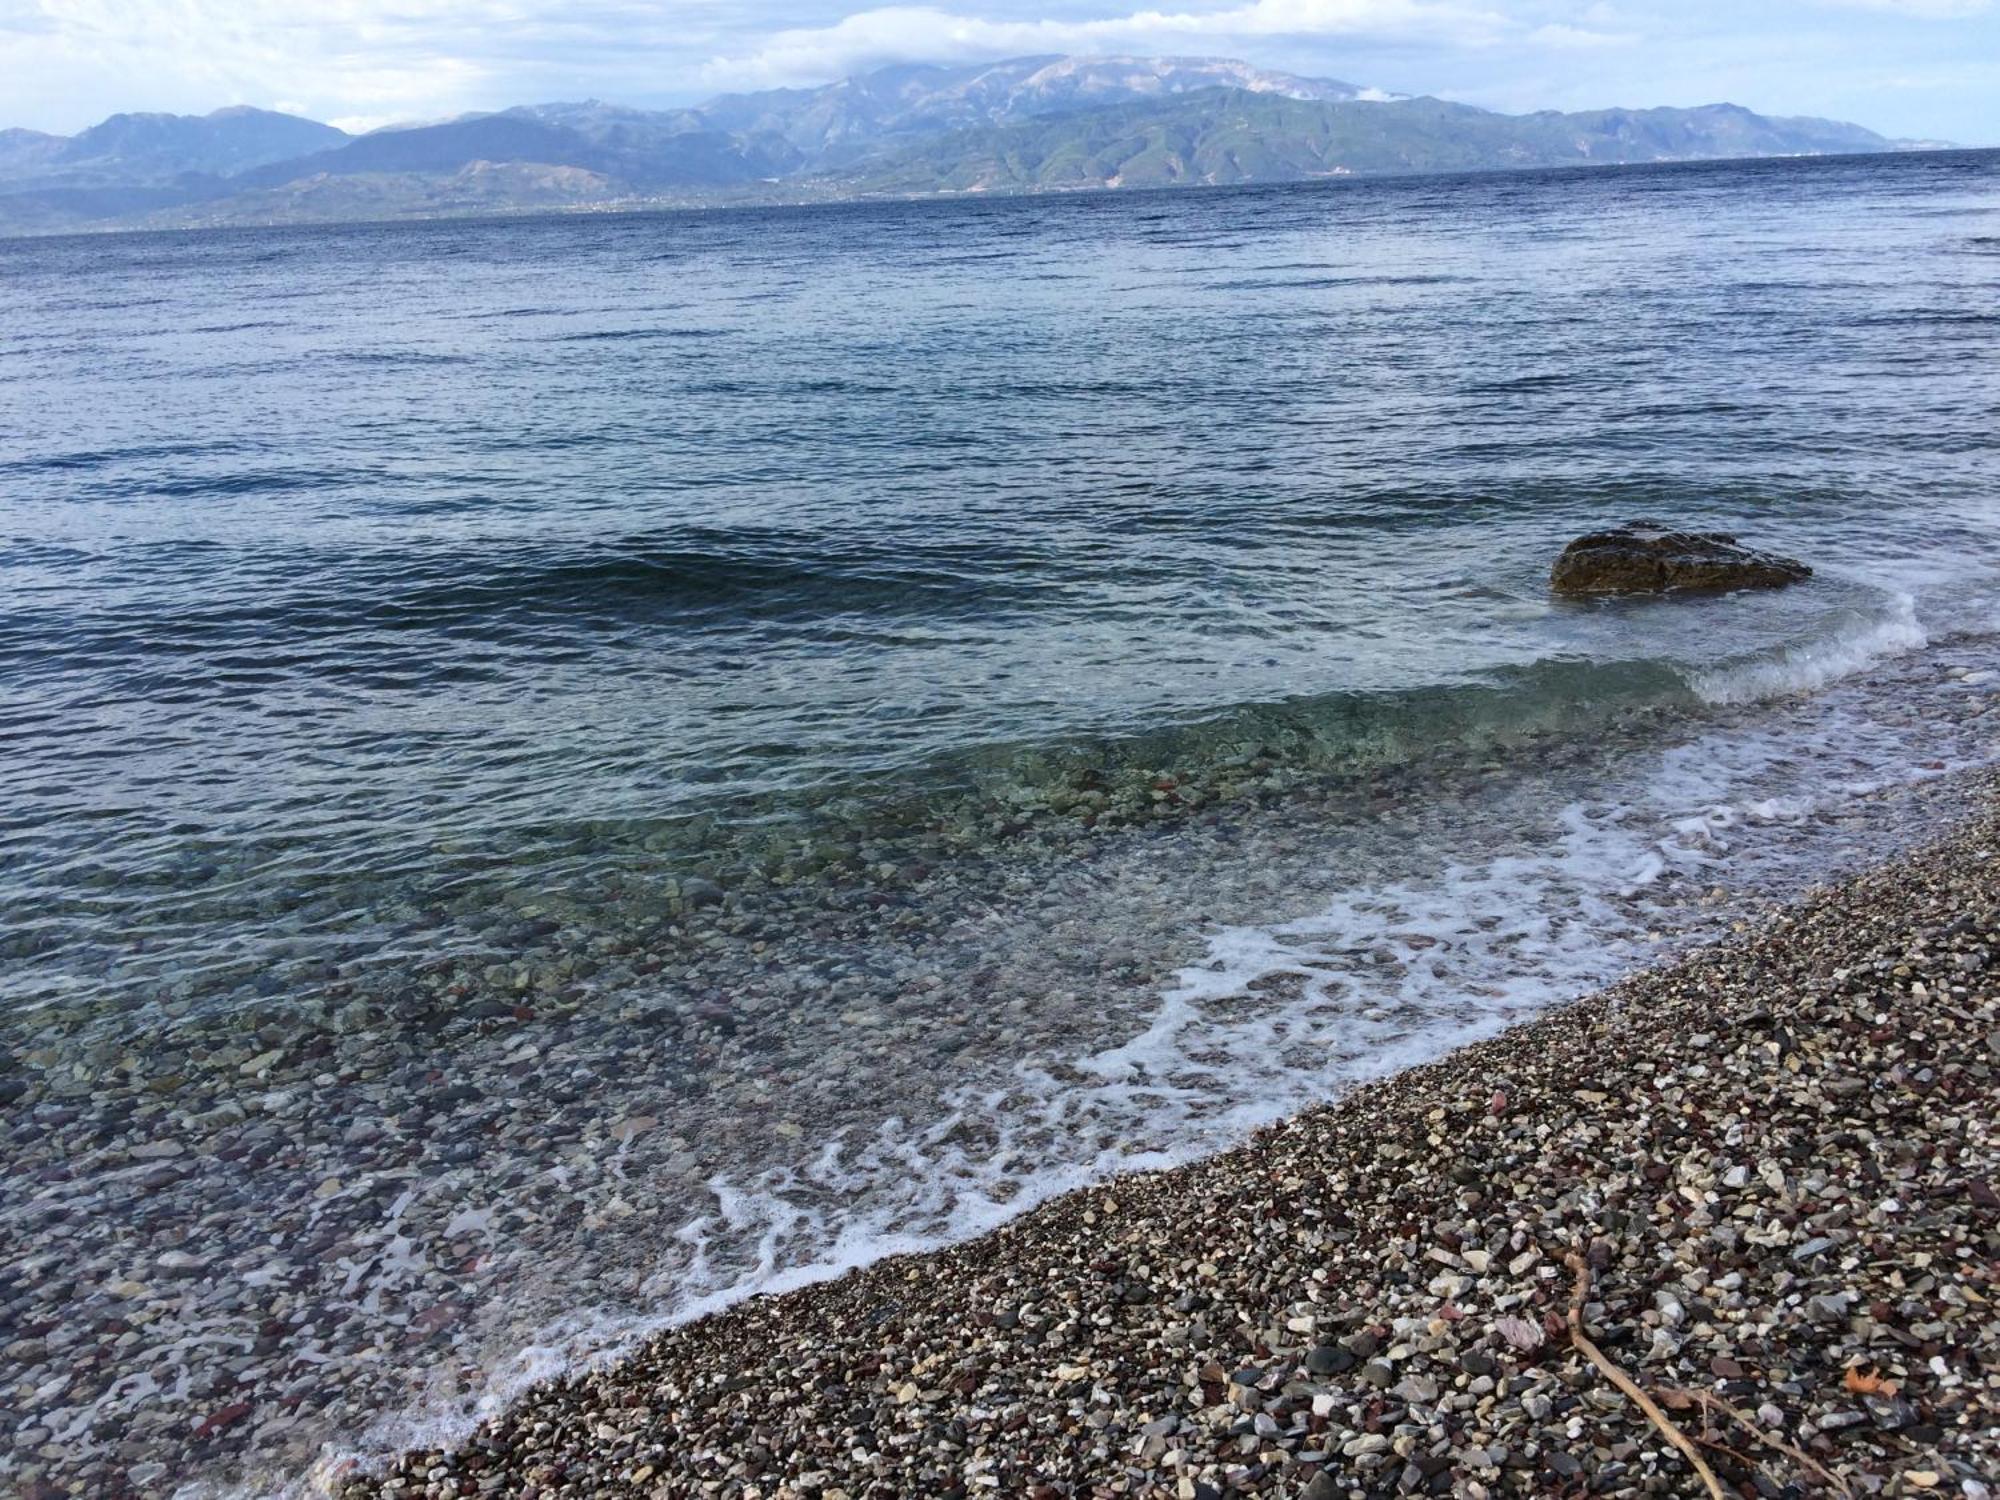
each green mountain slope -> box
[0,60,1929,237]
[848,92,1897,194]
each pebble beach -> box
[345,769,2000,1500]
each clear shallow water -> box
[1,150,1998,1497]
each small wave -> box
[335,351,475,367]
[1199,273,1467,291]
[455,305,568,320]
[0,533,1084,680]
[548,328,727,343]
[104,468,352,502]
[377,535,1070,627]
[1686,595,1927,704]
[682,376,900,397]
[1852,311,2000,328]
[1462,371,1576,393]
[0,438,251,476]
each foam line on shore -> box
[313,646,1998,1496]
[340,767,2000,1498]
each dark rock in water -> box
[679,877,726,908]
[1550,520,1811,597]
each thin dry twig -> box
[1661,1385,1855,1499]
[1564,1255,1728,1500]
[1686,1427,1769,1483]
[1675,1405,1814,1497]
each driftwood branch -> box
[1564,1255,1727,1500]
[1661,1385,1854,1499]
[1686,1427,1768,1482]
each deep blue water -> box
[1,151,1998,1496]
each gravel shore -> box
[345,772,1999,1500]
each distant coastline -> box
[7,140,1991,244]
[0,53,1966,239]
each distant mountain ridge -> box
[0,56,1937,236]
[853,92,1905,193]
[0,106,348,190]
[678,55,1376,165]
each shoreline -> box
[342,769,2000,1499]
[12,143,1995,245]
[8,634,1994,1499]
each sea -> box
[2,147,1997,1496]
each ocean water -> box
[2,148,1998,1497]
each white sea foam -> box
[1686,592,1927,705]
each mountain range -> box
[0,55,1939,237]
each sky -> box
[0,0,1994,144]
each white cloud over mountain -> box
[696,1,1514,90]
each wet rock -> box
[679,878,726,908]
[1550,521,1811,597]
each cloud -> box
[698,0,1512,89]
[0,1,513,127]
[1816,0,1990,13]
[1526,21,1634,46]
[0,1,754,130]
